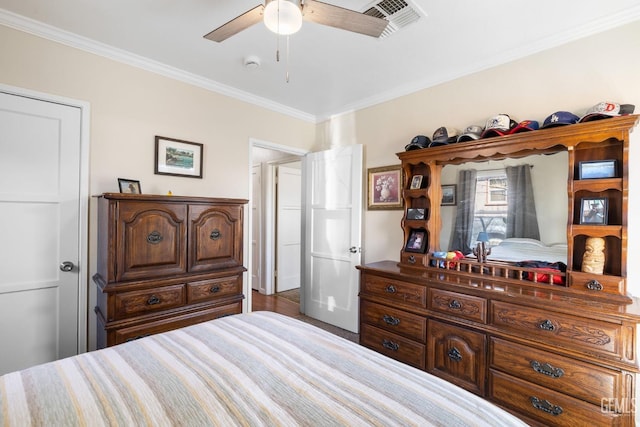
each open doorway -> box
[250,139,307,298]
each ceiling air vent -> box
[362,0,424,38]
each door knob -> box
[60,261,74,272]
[349,246,359,253]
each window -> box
[471,171,508,247]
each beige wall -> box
[326,20,640,295]
[0,24,316,348]
[2,18,640,327]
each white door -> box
[276,163,301,292]
[303,145,362,333]
[251,164,262,291]
[0,91,83,375]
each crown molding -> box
[321,6,640,122]
[0,8,317,124]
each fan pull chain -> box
[285,35,291,83]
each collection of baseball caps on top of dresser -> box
[405,101,636,151]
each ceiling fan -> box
[204,0,389,42]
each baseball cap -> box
[481,114,517,138]
[579,102,635,123]
[457,125,484,142]
[541,111,579,129]
[405,135,431,151]
[509,120,540,134]
[430,127,460,147]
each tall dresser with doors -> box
[94,193,247,348]
[358,115,640,426]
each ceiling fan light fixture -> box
[263,0,303,35]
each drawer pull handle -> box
[538,319,555,331]
[210,285,221,293]
[408,256,416,264]
[146,231,163,244]
[530,360,565,378]
[382,339,399,352]
[586,279,603,291]
[448,347,462,362]
[147,295,161,305]
[382,314,400,326]
[448,300,462,310]
[210,229,221,240]
[385,285,397,294]
[530,396,563,416]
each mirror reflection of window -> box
[473,171,508,248]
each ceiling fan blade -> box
[302,0,388,38]
[204,4,265,42]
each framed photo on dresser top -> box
[579,197,608,225]
[405,229,427,253]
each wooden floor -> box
[251,289,301,317]
[251,290,359,343]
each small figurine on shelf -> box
[473,232,491,263]
[582,236,605,275]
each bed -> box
[0,311,526,426]
[487,238,567,264]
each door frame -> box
[248,138,308,305]
[0,83,91,353]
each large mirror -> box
[439,151,568,264]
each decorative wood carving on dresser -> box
[359,115,640,426]
[94,193,247,348]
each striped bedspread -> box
[1,311,526,426]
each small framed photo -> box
[580,197,608,225]
[410,175,423,189]
[155,136,203,178]
[578,160,616,179]
[406,208,426,220]
[118,178,141,194]
[367,165,403,210]
[405,229,427,253]
[441,184,457,206]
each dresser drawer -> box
[490,301,621,358]
[112,302,242,345]
[187,275,242,304]
[360,274,427,309]
[360,323,425,369]
[114,284,186,319]
[490,337,621,406]
[568,271,625,296]
[427,320,486,396]
[360,300,426,342]
[429,289,487,323]
[490,370,619,426]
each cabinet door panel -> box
[189,205,243,272]
[117,202,187,281]
[427,320,486,396]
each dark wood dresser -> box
[359,261,640,426]
[359,115,640,426]
[94,193,247,348]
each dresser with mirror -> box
[358,115,640,426]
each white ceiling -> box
[1,0,639,122]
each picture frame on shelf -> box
[441,184,457,206]
[406,208,426,220]
[367,165,403,210]
[155,136,203,178]
[578,160,617,179]
[118,178,141,194]
[410,175,423,190]
[579,197,608,225]
[405,229,427,253]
